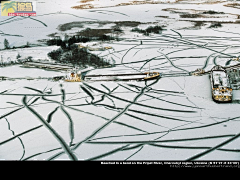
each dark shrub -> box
[131,25,163,35]
[180,14,200,18]
[209,22,222,28]
[202,10,224,14]
[47,48,63,61]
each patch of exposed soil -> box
[201,1,227,4]
[180,19,240,25]
[71,0,169,9]
[178,21,207,30]
[175,0,227,5]
[163,8,238,19]
[162,8,225,15]
[224,3,240,9]
[71,0,229,10]
[72,3,94,9]
[115,0,165,7]
[80,0,94,3]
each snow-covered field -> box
[1,0,240,161]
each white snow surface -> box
[1,0,240,161]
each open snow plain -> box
[1,0,240,161]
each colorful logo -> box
[1,1,36,16]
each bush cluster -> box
[46,36,91,47]
[131,25,163,35]
[46,30,115,48]
[209,22,222,28]
[202,10,224,14]
[47,44,111,68]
